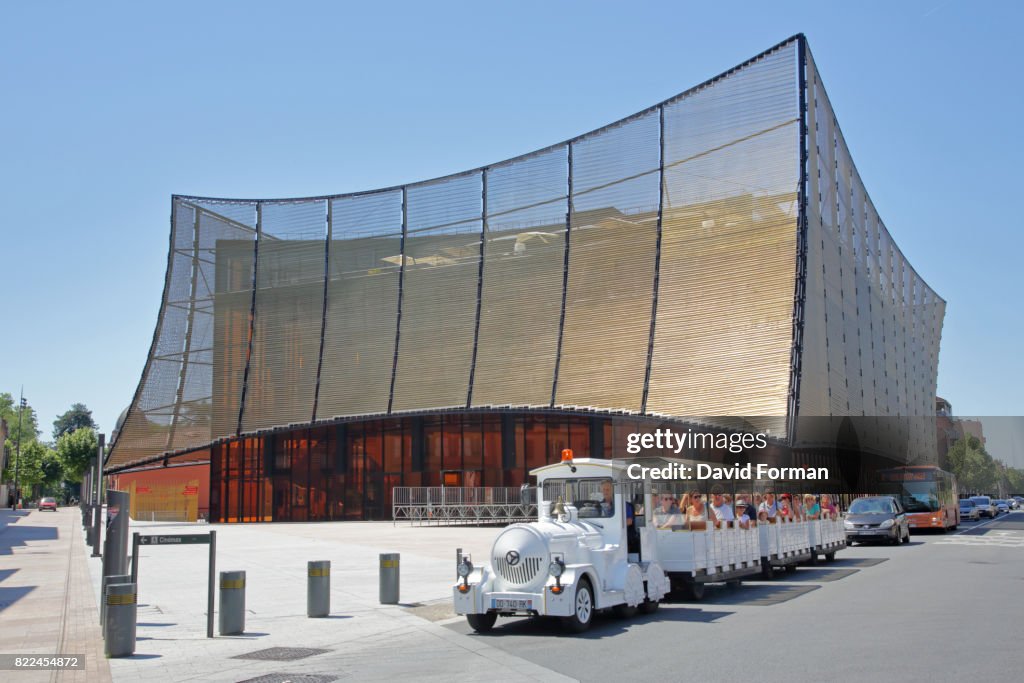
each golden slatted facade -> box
[108,35,944,472]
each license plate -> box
[492,598,532,610]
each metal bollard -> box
[104,583,136,658]
[379,553,400,605]
[219,571,246,635]
[307,561,330,618]
[101,573,131,629]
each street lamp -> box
[13,390,25,510]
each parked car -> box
[994,500,1010,514]
[958,499,980,522]
[970,496,997,518]
[844,496,910,545]
[37,497,57,511]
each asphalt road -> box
[446,511,1024,682]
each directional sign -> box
[138,534,211,546]
[132,530,217,638]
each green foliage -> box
[12,440,51,491]
[55,427,98,483]
[53,403,97,440]
[947,435,996,493]
[946,434,1024,496]
[1006,467,1024,495]
[1,392,41,455]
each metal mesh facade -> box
[109,35,944,471]
[797,48,944,462]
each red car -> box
[38,497,58,511]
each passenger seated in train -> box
[651,492,683,530]
[734,493,754,529]
[685,491,708,530]
[791,494,804,521]
[737,499,753,532]
[804,494,821,520]
[777,493,793,521]
[758,492,778,522]
[709,486,735,527]
[820,494,838,520]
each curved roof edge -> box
[173,34,805,205]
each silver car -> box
[970,496,997,518]
[958,499,980,522]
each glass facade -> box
[208,412,605,523]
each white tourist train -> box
[453,452,846,632]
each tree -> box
[53,403,97,441]
[1,392,41,484]
[1006,467,1024,495]
[55,427,98,483]
[12,440,49,492]
[1,392,41,452]
[947,435,997,494]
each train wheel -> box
[638,599,660,614]
[683,581,705,601]
[467,612,497,633]
[613,603,638,619]
[563,579,594,633]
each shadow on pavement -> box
[827,557,888,568]
[670,583,821,607]
[757,568,859,583]
[464,605,734,638]
[0,518,60,555]
[0,585,36,612]
[0,568,19,583]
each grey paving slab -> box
[84,518,572,682]
[0,507,111,683]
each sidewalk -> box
[0,507,111,683]
[85,518,574,682]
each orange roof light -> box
[561,448,574,463]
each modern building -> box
[108,35,945,522]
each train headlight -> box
[457,558,473,579]
[548,558,564,578]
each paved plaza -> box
[4,507,571,682]
[3,507,1022,682]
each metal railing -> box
[392,486,537,526]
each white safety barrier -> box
[392,486,537,526]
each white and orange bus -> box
[875,466,959,532]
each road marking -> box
[953,516,1003,535]
[936,530,1024,547]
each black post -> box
[131,532,140,584]
[13,390,25,509]
[91,433,105,557]
[207,530,216,638]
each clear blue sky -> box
[1,1,1021,461]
